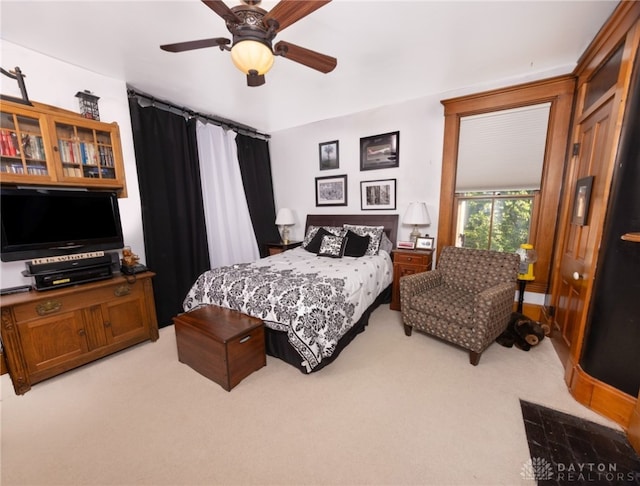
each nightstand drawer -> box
[393,252,431,266]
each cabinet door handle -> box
[78,329,86,336]
[114,285,130,297]
[104,321,111,328]
[36,300,62,316]
[239,335,252,344]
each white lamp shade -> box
[275,208,295,226]
[231,40,274,75]
[403,202,431,225]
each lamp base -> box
[410,226,421,243]
[281,226,290,245]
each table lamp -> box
[275,208,295,244]
[403,202,431,243]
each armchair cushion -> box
[411,285,475,328]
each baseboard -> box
[566,357,635,429]
[512,302,542,320]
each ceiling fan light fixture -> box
[231,39,274,76]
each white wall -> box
[270,95,445,244]
[0,40,145,288]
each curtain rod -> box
[127,88,270,141]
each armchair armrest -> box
[400,270,443,306]
[472,281,517,339]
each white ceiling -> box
[0,0,618,134]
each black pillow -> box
[304,227,334,254]
[344,230,371,257]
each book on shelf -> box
[3,163,25,174]
[1,130,19,157]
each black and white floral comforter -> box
[183,247,393,372]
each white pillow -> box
[379,232,393,254]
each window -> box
[456,190,537,252]
[437,76,575,293]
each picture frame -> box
[319,140,339,170]
[360,131,399,171]
[397,241,415,250]
[315,174,348,206]
[571,175,594,226]
[415,236,434,250]
[360,178,396,210]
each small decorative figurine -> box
[121,246,140,268]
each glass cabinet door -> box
[54,122,117,181]
[0,112,49,177]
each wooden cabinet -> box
[0,99,127,194]
[390,249,433,311]
[0,272,158,394]
[265,241,302,256]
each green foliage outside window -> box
[458,191,534,252]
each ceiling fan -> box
[160,0,337,87]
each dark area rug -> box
[520,399,640,485]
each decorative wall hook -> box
[0,66,31,105]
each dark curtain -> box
[236,134,281,257]
[128,100,210,327]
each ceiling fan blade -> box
[160,38,230,53]
[201,0,241,23]
[263,0,331,32]
[274,41,336,73]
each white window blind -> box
[455,102,551,192]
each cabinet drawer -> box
[12,281,143,322]
[13,294,85,322]
[394,253,431,266]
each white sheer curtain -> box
[196,120,260,267]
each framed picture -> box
[319,140,339,170]
[360,179,396,210]
[572,176,594,226]
[415,236,434,250]
[315,174,347,206]
[360,131,399,171]
[397,241,415,250]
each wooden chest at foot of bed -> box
[173,305,266,391]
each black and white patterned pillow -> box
[304,227,333,254]
[343,224,384,256]
[318,235,347,258]
[303,226,345,248]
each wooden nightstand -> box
[391,249,433,311]
[265,241,302,256]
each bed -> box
[183,214,398,373]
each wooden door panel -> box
[104,296,148,345]
[18,312,87,374]
[555,97,614,351]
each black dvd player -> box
[32,264,113,291]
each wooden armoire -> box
[545,1,640,450]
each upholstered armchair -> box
[400,246,519,365]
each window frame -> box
[438,76,575,294]
[454,190,541,251]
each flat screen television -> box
[1,188,124,262]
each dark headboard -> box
[305,214,399,246]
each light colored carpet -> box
[1,304,620,486]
